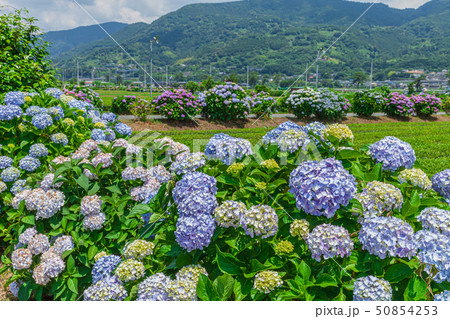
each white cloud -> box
[0,0,432,31]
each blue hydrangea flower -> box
[205,133,253,165]
[289,158,357,218]
[369,136,416,172]
[262,121,304,145]
[304,121,327,145]
[177,192,217,217]
[19,156,41,172]
[4,91,25,105]
[0,156,13,169]
[29,143,49,158]
[1,167,20,182]
[50,133,68,146]
[306,224,353,261]
[84,275,127,301]
[44,88,63,99]
[10,179,29,196]
[175,214,216,252]
[417,207,450,236]
[170,152,206,175]
[47,106,64,120]
[32,113,53,129]
[25,105,46,117]
[359,216,416,259]
[432,169,450,199]
[137,273,171,301]
[414,230,449,283]
[173,172,217,204]
[91,129,106,142]
[104,128,116,142]
[0,104,23,121]
[101,112,117,123]
[68,99,87,113]
[434,291,450,301]
[115,122,132,136]
[353,276,392,301]
[92,255,122,283]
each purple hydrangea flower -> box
[4,91,25,105]
[289,158,357,218]
[91,129,107,142]
[19,156,41,172]
[417,207,450,236]
[414,230,449,283]
[84,275,127,301]
[114,122,132,136]
[306,224,353,261]
[0,156,13,169]
[0,104,23,121]
[45,88,63,99]
[32,113,53,129]
[101,112,117,123]
[29,143,49,158]
[175,214,216,252]
[173,172,217,204]
[262,121,304,145]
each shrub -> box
[287,88,350,120]
[111,95,137,114]
[442,95,450,115]
[202,83,249,121]
[248,91,276,119]
[352,90,386,116]
[411,93,441,116]
[130,97,152,122]
[0,8,55,92]
[383,92,415,117]
[153,89,201,121]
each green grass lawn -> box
[145,122,450,176]
[96,90,161,107]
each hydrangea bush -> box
[153,89,202,121]
[411,93,441,116]
[2,111,450,302]
[201,83,249,121]
[383,92,415,117]
[352,90,386,117]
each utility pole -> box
[370,59,374,90]
[62,69,65,88]
[166,65,168,87]
[247,66,249,90]
[316,50,320,88]
[210,63,212,77]
[150,36,159,99]
[144,65,147,89]
[305,63,308,87]
[77,60,80,86]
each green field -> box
[145,122,450,176]
[95,90,161,107]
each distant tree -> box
[273,74,282,88]
[353,72,368,88]
[254,85,269,93]
[227,73,240,84]
[116,75,123,85]
[185,81,199,93]
[248,71,259,86]
[174,72,185,82]
[408,75,425,94]
[200,76,216,91]
[0,7,56,92]
[69,78,77,85]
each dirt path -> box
[124,115,450,132]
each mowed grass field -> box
[145,122,450,176]
[95,90,161,107]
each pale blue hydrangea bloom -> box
[353,276,392,301]
[369,136,416,172]
[306,224,353,261]
[432,169,450,199]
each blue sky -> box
[0,0,431,31]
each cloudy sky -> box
[0,0,431,31]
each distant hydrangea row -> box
[353,276,392,301]
[289,158,357,218]
[369,136,416,172]
[205,133,253,165]
[359,216,416,259]
[306,224,353,261]
[356,181,403,220]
